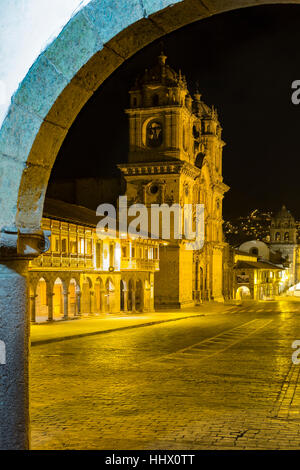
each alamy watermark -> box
[292,340,300,364]
[96,197,205,250]
[291,80,300,105]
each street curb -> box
[31,313,205,346]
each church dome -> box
[274,205,295,221]
[132,52,187,90]
[192,93,211,117]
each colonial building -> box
[269,205,300,288]
[223,242,288,301]
[28,199,159,322]
[118,52,229,308]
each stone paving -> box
[30,302,231,344]
[30,299,300,449]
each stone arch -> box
[236,285,251,300]
[52,277,66,320]
[35,276,51,322]
[1,0,299,233]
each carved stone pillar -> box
[90,290,94,315]
[123,290,128,313]
[0,227,50,450]
[131,289,136,313]
[47,292,54,322]
[63,291,69,320]
[76,290,81,317]
[30,294,37,323]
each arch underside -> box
[0,0,299,231]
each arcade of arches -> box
[30,274,148,322]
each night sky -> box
[50,5,300,219]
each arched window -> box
[146,121,163,147]
[284,232,290,241]
[275,232,281,241]
[195,152,205,169]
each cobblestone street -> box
[30,300,300,450]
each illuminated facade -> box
[223,246,288,300]
[119,53,229,308]
[28,199,159,322]
[270,205,300,288]
[234,259,285,300]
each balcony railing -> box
[30,253,160,272]
[120,258,159,271]
[30,252,93,269]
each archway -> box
[81,277,92,314]
[1,0,299,451]
[35,277,49,322]
[52,278,64,320]
[236,285,251,300]
[1,1,299,233]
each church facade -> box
[269,205,300,288]
[118,53,229,308]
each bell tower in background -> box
[119,53,229,308]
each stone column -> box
[100,290,105,313]
[47,292,54,322]
[0,259,30,450]
[30,294,37,323]
[123,290,128,313]
[0,227,50,450]
[90,290,94,315]
[131,290,136,313]
[76,290,81,317]
[63,291,69,320]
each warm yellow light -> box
[114,243,121,271]
[102,242,109,271]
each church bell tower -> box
[118,53,229,308]
[270,205,299,286]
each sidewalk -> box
[31,302,230,346]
